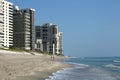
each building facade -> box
[36,23,63,55]
[0,0,13,48]
[58,32,63,54]
[13,7,35,50]
[0,0,4,47]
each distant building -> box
[35,23,63,55]
[0,0,13,48]
[13,6,35,50]
[58,32,63,54]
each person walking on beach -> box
[50,54,55,61]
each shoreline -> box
[0,50,71,80]
[17,62,70,80]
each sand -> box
[0,50,70,80]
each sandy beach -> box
[0,50,70,80]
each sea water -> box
[45,57,120,80]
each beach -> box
[0,50,70,80]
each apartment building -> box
[36,23,63,55]
[13,6,35,50]
[0,0,4,47]
[0,0,13,48]
[58,32,63,54]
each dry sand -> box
[0,50,70,80]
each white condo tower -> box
[0,0,13,48]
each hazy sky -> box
[9,0,120,57]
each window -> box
[36,32,40,37]
[43,29,47,32]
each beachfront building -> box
[35,23,63,55]
[0,0,3,47]
[58,32,63,54]
[13,6,35,50]
[0,0,13,48]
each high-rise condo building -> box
[0,0,4,47]
[36,23,63,55]
[0,0,13,48]
[13,7,35,50]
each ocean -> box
[45,57,120,80]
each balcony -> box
[9,43,13,45]
[25,41,30,44]
[25,32,30,35]
[9,17,12,19]
[0,20,3,23]
[9,20,13,23]
[25,18,30,21]
[9,27,13,30]
[25,27,30,29]
[9,30,13,34]
[25,21,30,24]
[0,12,3,15]
[9,9,13,12]
[9,33,13,36]
[9,38,13,41]
[25,39,30,42]
[25,15,30,19]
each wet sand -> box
[0,50,70,80]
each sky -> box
[8,0,120,57]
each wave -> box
[46,65,118,80]
[65,62,89,68]
[46,58,120,80]
[45,63,90,80]
[104,64,120,69]
[113,60,120,63]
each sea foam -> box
[105,64,120,69]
